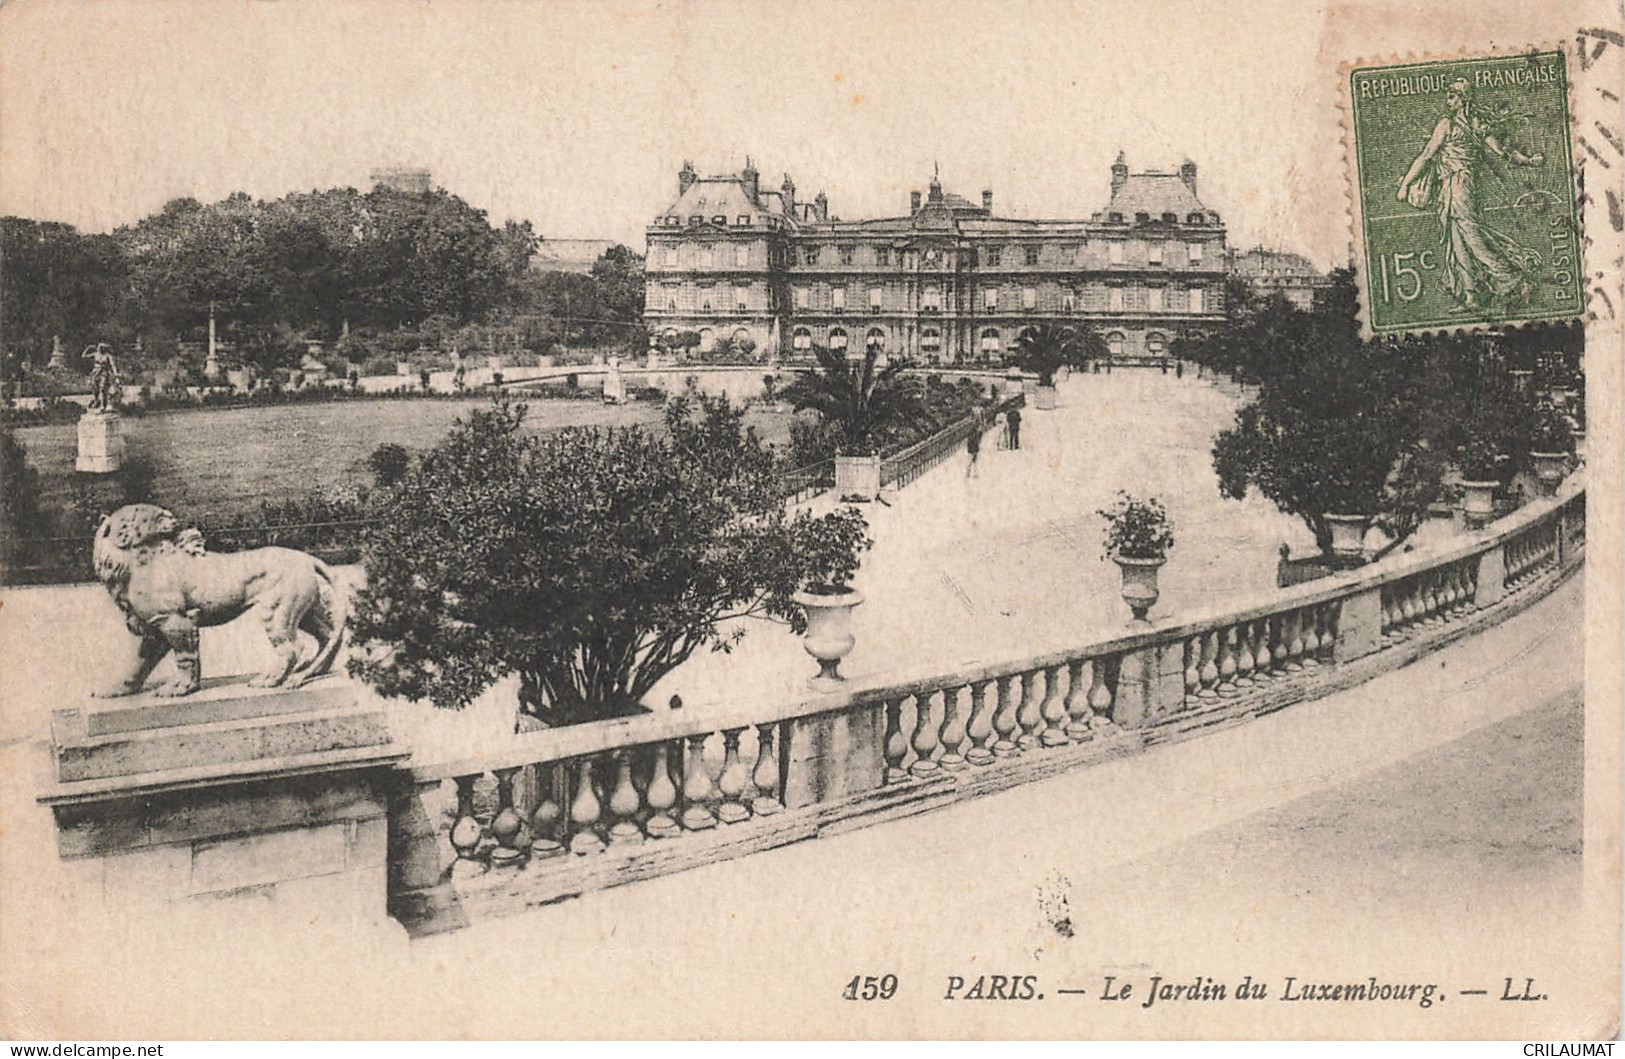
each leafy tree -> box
[779,344,920,456]
[1,218,127,363]
[348,396,871,721]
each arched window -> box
[792,326,813,351]
[698,327,715,352]
[1107,331,1125,357]
[732,327,752,348]
[921,285,942,311]
[829,327,849,352]
[866,327,887,353]
[980,327,1001,355]
[1146,331,1167,356]
[920,327,942,353]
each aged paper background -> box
[0,0,1619,1040]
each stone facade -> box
[1227,246,1332,310]
[644,154,1234,361]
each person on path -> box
[1006,406,1022,451]
[966,411,984,477]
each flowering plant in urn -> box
[791,506,873,688]
[1098,492,1174,622]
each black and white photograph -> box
[0,0,1618,1043]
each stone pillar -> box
[780,704,886,809]
[48,334,66,369]
[1111,642,1183,727]
[205,305,221,379]
[1475,545,1508,608]
[1334,588,1383,663]
[75,411,124,473]
[41,678,407,939]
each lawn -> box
[14,396,800,523]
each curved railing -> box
[881,393,1024,490]
[387,474,1585,933]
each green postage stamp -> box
[1345,49,1582,335]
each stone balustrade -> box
[881,393,1023,491]
[389,473,1586,935]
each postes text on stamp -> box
[1347,50,1582,334]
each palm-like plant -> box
[1014,324,1089,385]
[779,344,919,456]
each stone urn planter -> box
[1325,513,1370,562]
[1529,451,1570,496]
[1459,479,1498,526]
[834,453,882,501]
[1114,557,1165,624]
[794,588,865,690]
[1034,384,1058,410]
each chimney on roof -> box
[982,189,993,212]
[781,174,796,216]
[814,191,828,221]
[679,160,697,197]
[1111,152,1129,197]
[1180,159,1198,198]
[910,190,922,214]
[741,157,759,204]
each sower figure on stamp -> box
[1396,77,1545,313]
[81,342,120,411]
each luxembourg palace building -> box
[642,155,1238,362]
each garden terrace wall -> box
[388,473,1586,935]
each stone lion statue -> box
[91,504,347,698]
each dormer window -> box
[713,215,728,225]
[802,245,820,266]
[1109,212,1124,223]
[666,216,680,226]
[689,214,704,225]
[737,214,751,225]
[1135,212,1150,224]
[1161,212,1177,224]
[1187,212,1204,224]
[1024,247,1039,266]
[986,247,1003,267]
[838,245,855,265]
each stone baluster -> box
[939,685,968,769]
[569,757,606,854]
[965,680,995,765]
[1193,630,1218,698]
[1421,572,1442,625]
[1397,578,1418,632]
[1215,626,1239,697]
[1087,656,1114,721]
[645,742,681,838]
[1183,636,1201,705]
[449,773,485,875]
[680,734,718,831]
[1065,660,1092,740]
[1298,606,1321,666]
[716,728,752,823]
[1038,666,1068,747]
[608,749,645,843]
[1379,586,1397,641]
[489,766,527,866]
[1015,671,1042,750]
[910,693,941,777]
[529,764,565,856]
[884,698,909,782]
[1279,609,1302,670]
[1234,622,1256,688]
[1318,602,1338,660]
[992,675,1020,757]
[1252,619,1275,682]
[751,724,782,816]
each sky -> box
[0,0,1596,269]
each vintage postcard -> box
[0,0,1619,1044]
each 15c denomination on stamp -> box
[1345,49,1582,335]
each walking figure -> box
[1005,406,1022,451]
[966,411,984,477]
[81,343,120,411]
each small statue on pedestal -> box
[81,343,120,411]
